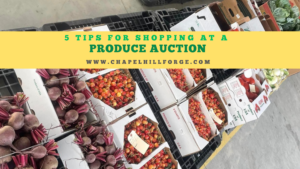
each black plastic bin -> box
[2,27,39,31]
[155,4,205,30]
[140,0,194,6]
[42,18,95,31]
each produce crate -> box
[140,0,194,6]
[0,69,22,96]
[93,15,128,31]
[155,4,206,30]
[210,69,243,84]
[42,18,95,31]
[1,27,39,31]
[119,11,166,31]
[0,69,65,169]
[129,69,222,169]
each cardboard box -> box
[86,69,147,124]
[15,69,63,139]
[219,0,256,24]
[14,69,99,139]
[170,6,222,31]
[225,77,257,122]
[141,145,181,169]
[240,17,265,31]
[288,69,300,76]
[237,69,271,118]
[218,82,246,126]
[139,69,212,110]
[57,134,90,169]
[259,3,281,31]
[79,69,116,80]
[107,104,166,169]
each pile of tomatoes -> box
[140,149,176,169]
[86,69,135,110]
[202,89,226,130]
[80,69,105,74]
[124,115,163,164]
[238,74,260,102]
[167,69,189,92]
[189,98,212,141]
[189,69,205,84]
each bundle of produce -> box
[36,69,93,130]
[80,69,105,74]
[0,92,47,160]
[124,115,163,164]
[140,149,176,169]
[202,89,226,130]
[238,74,260,102]
[263,69,289,90]
[269,0,300,31]
[73,124,125,169]
[188,69,205,84]
[167,69,190,92]
[1,139,59,169]
[188,98,212,141]
[86,69,135,110]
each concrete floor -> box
[205,73,300,169]
[1,1,299,169]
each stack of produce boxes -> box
[219,69,271,129]
[139,69,232,156]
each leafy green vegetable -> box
[269,0,300,31]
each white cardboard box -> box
[57,134,90,169]
[14,69,63,139]
[170,6,221,31]
[225,77,257,122]
[79,69,117,80]
[240,17,265,31]
[218,82,246,126]
[86,69,147,124]
[107,104,166,169]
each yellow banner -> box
[0,32,299,68]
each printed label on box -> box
[128,131,149,154]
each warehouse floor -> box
[1,1,299,169]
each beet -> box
[85,153,96,163]
[106,155,116,166]
[46,69,60,75]
[65,109,79,124]
[82,137,91,146]
[39,155,58,169]
[105,145,116,155]
[0,100,11,112]
[89,160,101,169]
[13,137,31,150]
[47,87,61,101]
[0,146,12,164]
[23,114,39,132]
[45,76,60,87]
[0,126,20,153]
[94,134,105,145]
[23,146,47,159]
[7,112,24,130]
[78,114,87,124]
[55,106,66,118]
[58,74,70,85]
[73,93,86,105]
[98,146,105,153]
[75,81,86,91]
[106,166,114,169]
